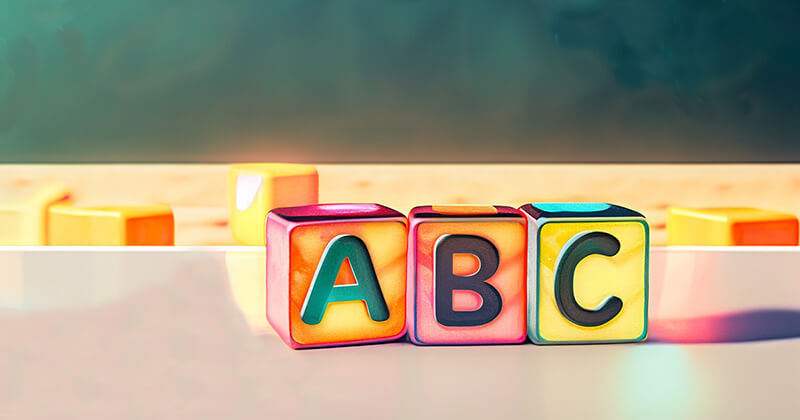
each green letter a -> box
[300,235,390,325]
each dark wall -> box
[1,0,798,162]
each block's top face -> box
[410,205,522,219]
[50,204,173,219]
[520,203,644,220]
[230,163,317,177]
[668,207,797,223]
[271,203,404,222]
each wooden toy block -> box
[48,204,174,245]
[667,207,799,246]
[520,203,648,344]
[407,205,527,345]
[0,184,70,245]
[266,204,407,349]
[228,163,318,245]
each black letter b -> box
[434,235,503,327]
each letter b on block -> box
[408,205,527,345]
[434,235,502,327]
[521,203,649,344]
[266,204,407,349]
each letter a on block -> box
[300,235,390,325]
[266,203,407,349]
[434,234,503,327]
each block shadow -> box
[649,309,800,343]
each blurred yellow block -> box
[0,184,71,245]
[48,204,175,245]
[667,207,799,246]
[228,163,318,245]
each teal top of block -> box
[533,203,612,213]
[520,203,644,220]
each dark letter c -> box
[554,231,623,327]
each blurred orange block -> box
[0,184,71,245]
[48,204,175,245]
[667,207,799,246]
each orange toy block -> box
[266,204,407,349]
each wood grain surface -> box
[1,164,799,245]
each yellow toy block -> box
[0,184,71,245]
[228,163,318,245]
[521,203,649,344]
[667,207,799,246]
[48,204,174,245]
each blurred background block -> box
[0,183,70,245]
[667,207,799,246]
[228,163,318,245]
[48,204,175,245]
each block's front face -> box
[289,220,407,346]
[731,219,799,246]
[229,164,318,245]
[534,219,648,343]
[125,214,175,245]
[48,207,123,245]
[410,207,527,344]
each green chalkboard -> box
[1,1,798,162]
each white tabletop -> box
[1,247,798,419]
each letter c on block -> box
[553,231,623,327]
